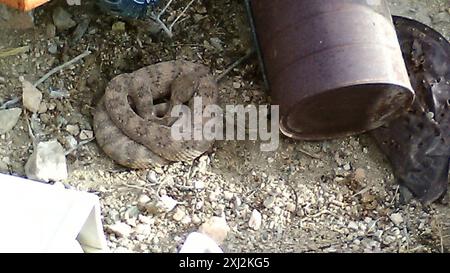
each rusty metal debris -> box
[371,16,450,205]
[248,0,415,140]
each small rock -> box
[348,221,359,230]
[194,180,205,190]
[145,195,177,214]
[192,215,202,225]
[107,222,132,238]
[263,196,276,209]
[79,130,93,140]
[138,215,153,225]
[233,82,241,89]
[343,163,351,171]
[179,232,223,253]
[354,168,366,182]
[22,80,42,113]
[173,208,186,222]
[198,216,230,244]
[124,206,140,219]
[248,209,262,230]
[48,44,58,54]
[64,135,78,151]
[66,124,80,136]
[0,76,5,83]
[135,224,151,236]
[223,191,234,201]
[52,6,77,31]
[286,203,296,212]
[0,108,21,134]
[112,21,126,32]
[181,215,192,225]
[46,23,56,37]
[390,213,404,226]
[38,102,48,114]
[25,140,68,182]
[137,194,151,208]
[147,171,158,183]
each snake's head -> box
[170,71,205,104]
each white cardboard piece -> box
[0,173,108,253]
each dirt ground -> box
[0,0,449,253]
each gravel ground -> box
[0,0,449,253]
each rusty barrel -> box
[249,0,415,140]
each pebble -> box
[179,232,223,253]
[192,215,202,225]
[181,215,192,225]
[173,208,186,222]
[48,44,58,54]
[79,130,93,140]
[112,21,126,32]
[0,108,21,134]
[64,135,78,151]
[46,23,56,38]
[137,194,151,208]
[223,191,234,201]
[107,223,132,238]
[233,82,241,89]
[249,209,262,230]
[198,216,230,244]
[22,80,42,113]
[263,196,276,209]
[343,163,351,171]
[66,124,80,136]
[145,195,177,214]
[390,213,404,226]
[147,171,158,183]
[138,215,153,225]
[52,6,77,31]
[38,102,48,114]
[354,168,366,182]
[286,203,296,212]
[348,221,359,230]
[0,76,5,83]
[194,180,205,190]
[24,139,68,182]
[124,206,140,219]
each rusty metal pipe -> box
[249,0,415,140]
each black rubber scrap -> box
[371,16,450,205]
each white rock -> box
[137,194,151,207]
[0,108,21,134]
[145,195,177,214]
[66,124,80,136]
[194,180,205,190]
[135,224,151,236]
[108,222,132,238]
[192,215,202,225]
[22,80,42,113]
[79,130,93,140]
[25,140,68,182]
[249,209,262,230]
[181,215,192,225]
[348,221,359,230]
[173,208,186,222]
[179,232,223,253]
[263,196,276,208]
[223,191,234,201]
[160,195,177,212]
[390,213,404,226]
[198,216,230,244]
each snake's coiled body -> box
[93,60,219,169]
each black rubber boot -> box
[97,0,159,19]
